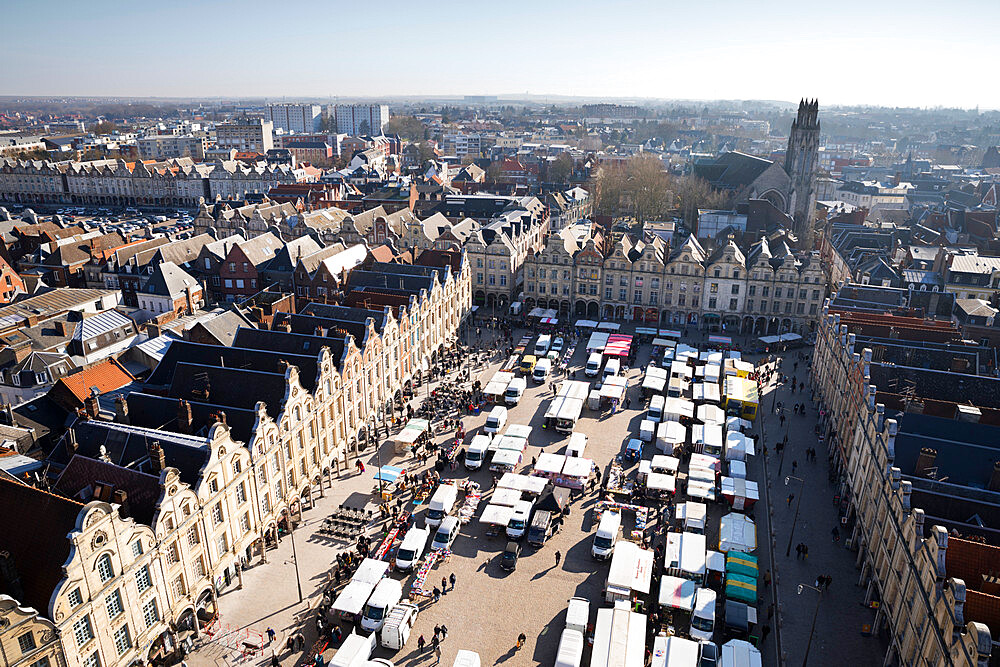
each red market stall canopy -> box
[604,334,633,357]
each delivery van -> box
[505,378,527,406]
[648,394,665,423]
[483,406,508,435]
[566,432,588,458]
[379,602,418,650]
[431,516,460,551]
[532,358,552,383]
[425,483,458,528]
[394,526,430,571]
[506,500,534,539]
[520,355,538,374]
[565,597,590,635]
[585,352,603,377]
[527,510,554,546]
[592,510,622,559]
[329,631,376,667]
[534,334,552,356]
[464,434,491,471]
[604,358,621,378]
[361,578,403,632]
[689,588,717,642]
[555,628,584,667]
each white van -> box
[565,597,590,634]
[426,483,458,528]
[379,602,418,650]
[532,358,552,383]
[506,500,534,539]
[431,516,460,551]
[585,352,603,377]
[555,628,584,667]
[505,377,527,406]
[604,358,621,378]
[361,578,403,632]
[483,406,508,435]
[592,510,622,559]
[648,394,665,423]
[689,588,716,641]
[394,526,430,571]
[566,432,588,458]
[329,631,376,667]
[464,434,491,470]
[534,334,552,356]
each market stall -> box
[645,472,676,498]
[373,466,407,500]
[697,404,726,426]
[639,419,656,443]
[719,513,757,553]
[497,472,548,496]
[604,334,633,357]
[479,504,515,529]
[642,366,668,396]
[726,552,759,579]
[656,421,686,455]
[692,382,721,404]
[724,431,756,461]
[706,550,726,588]
[411,549,450,597]
[534,452,566,477]
[556,456,594,489]
[658,575,697,612]
[651,455,680,475]
[720,477,759,510]
[489,448,522,473]
[663,397,695,423]
[490,487,523,507]
[725,573,758,604]
[457,482,481,524]
[691,424,724,457]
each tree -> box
[669,174,730,225]
[319,113,337,133]
[384,116,425,142]
[90,121,118,135]
[590,155,673,223]
[358,120,371,136]
[548,153,574,184]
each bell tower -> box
[785,99,820,248]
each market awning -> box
[725,574,758,604]
[597,322,621,331]
[708,335,732,346]
[651,455,680,473]
[540,317,558,325]
[719,513,757,553]
[490,488,523,507]
[646,472,676,493]
[373,466,406,483]
[498,473,548,494]
[635,327,658,335]
[562,456,593,478]
[404,418,430,433]
[534,452,565,475]
[480,504,515,526]
[658,575,697,611]
[575,319,598,328]
[491,449,522,467]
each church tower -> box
[785,99,820,248]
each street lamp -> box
[372,416,384,500]
[289,522,303,603]
[785,475,805,557]
[797,583,823,666]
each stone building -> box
[785,99,821,246]
[810,302,993,666]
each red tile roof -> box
[50,358,135,411]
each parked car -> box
[500,541,520,571]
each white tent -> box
[562,456,593,479]
[534,452,566,475]
[646,472,676,494]
[651,454,680,474]
[490,488,523,507]
[697,404,726,425]
[491,448,522,469]
[656,421,686,454]
[658,575,697,611]
[719,513,757,553]
[663,397,695,421]
[725,431,756,460]
[498,473,548,495]
[480,504,515,526]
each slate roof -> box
[126,392,257,444]
[53,454,162,525]
[892,412,1000,489]
[300,303,389,332]
[232,327,348,366]
[265,235,323,274]
[182,308,254,346]
[142,261,199,297]
[347,270,434,293]
[693,151,776,189]
[0,478,82,614]
[234,232,283,267]
[72,309,134,342]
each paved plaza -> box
[187,325,886,667]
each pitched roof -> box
[143,261,199,297]
[53,455,162,525]
[50,358,136,411]
[233,232,283,267]
[72,309,134,342]
[0,478,82,614]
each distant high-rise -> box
[266,104,322,134]
[215,117,274,152]
[333,104,389,136]
[785,99,820,247]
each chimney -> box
[0,403,13,427]
[176,399,193,434]
[988,462,1000,493]
[217,410,227,426]
[914,447,937,477]
[84,388,100,419]
[114,395,129,424]
[148,441,165,474]
[112,488,128,510]
[66,428,78,453]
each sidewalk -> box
[757,353,887,666]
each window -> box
[105,589,124,619]
[97,554,114,583]
[619,276,627,286]
[224,279,233,289]
[538,268,546,279]
[774,287,782,298]
[166,542,179,564]
[113,624,131,656]
[759,300,767,311]
[31,659,50,667]
[187,526,200,546]
[649,291,658,305]
[748,285,755,296]
[762,286,770,297]
[476,273,483,284]
[18,631,36,653]
[216,532,228,554]
[229,262,236,272]
[236,279,244,289]
[193,556,207,578]
[797,302,805,314]
[633,290,642,304]
[678,295,686,306]
[619,288,626,301]
[589,284,597,296]
[82,653,100,667]
[135,566,152,593]
[605,275,613,285]
[212,504,224,524]
[236,482,247,504]
[488,275,495,285]
[730,298,738,310]
[604,288,612,299]
[73,616,94,647]
[812,289,820,300]
[142,599,160,628]
[733,270,740,279]
[240,513,251,534]
[68,587,83,607]
[746,300,754,311]
[710,282,718,294]
[785,302,793,313]
[709,298,717,309]
[634,277,643,287]
[731,284,739,294]
[131,540,143,558]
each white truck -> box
[379,602,419,650]
[332,558,390,621]
[329,631,376,667]
[590,600,647,667]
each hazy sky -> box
[4,0,998,108]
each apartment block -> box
[333,104,389,136]
[266,104,322,134]
[214,118,274,153]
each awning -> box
[651,455,680,473]
[646,472,676,493]
[652,337,674,347]
[635,327,658,335]
[373,466,406,483]
[490,488,523,507]
[597,322,621,331]
[498,473,548,494]
[658,575,697,611]
[534,452,566,475]
[404,418,431,433]
[575,319,598,328]
[725,574,758,604]
[540,317,558,324]
[708,335,732,345]
[719,513,757,553]
[658,329,682,339]
[480,504,515,526]
[561,456,593,478]
[491,449,522,467]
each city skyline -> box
[4,0,999,108]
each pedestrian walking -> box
[449,572,456,590]
[434,645,442,665]
[266,627,276,644]
[417,635,426,652]
[787,493,794,506]
[434,625,441,641]
[516,633,527,649]
[431,634,440,651]
[792,460,798,473]
[832,526,840,542]
[802,543,809,559]
[761,624,771,644]
[823,575,832,590]
[433,586,441,602]
[763,569,771,587]
[795,543,803,559]
[271,653,280,667]
[441,576,448,594]
[440,624,448,640]
[555,550,561,566]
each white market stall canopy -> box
[498,473,548,495]
[480,504,515,526]
[658,575,697,611]
[651,454,680,473]
[562,456,594,478]
[663,397,695,420]
[586,331,610,352]
[719,513,757,553]
[505,424,533,440]
[725,431,756,460]
[490,488,523,507]
[534,452,566,475]
[597,322,621,331]
[575,319,598,328]
[491,449,522,468]
[647,472,676,493]
[697,404,727,425]
[495,435,527,452]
